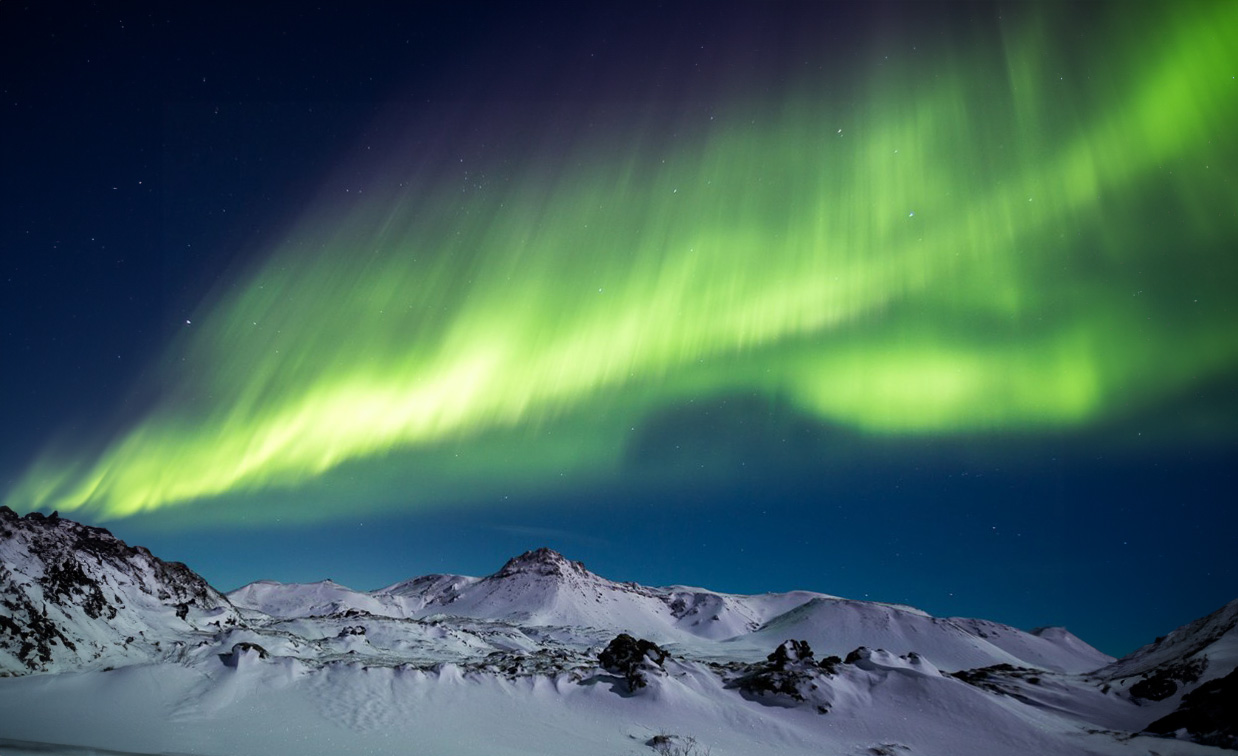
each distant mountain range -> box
[1,505,1234,755]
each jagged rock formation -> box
[1145,667,1238,749]
[598,633,669,690]
[732,639,839,709]
[0,506,240,675]
[1089,599,1238,751]
[494,547,591,579]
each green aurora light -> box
[8,1,1237,521]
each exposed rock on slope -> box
[0,506,240,675]
[1145,667,1238,749]
[2,511,1237,756]
[598,633,669,690]
[1099,599,1238,689]
[1092,599,1238,750]
[731,639,841,710]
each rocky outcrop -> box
[0,506,241,675]
[1130,657,1208,702]
[1145,667,1238,750]
[598,633,668,690]
[732,639,840,710]
[493,548,590,580]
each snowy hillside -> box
[1095,600,1238,749]
[1,510,1235,755]
[230,546,1113,673]
[0,506,240,675]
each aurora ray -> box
[7,1,1237,522]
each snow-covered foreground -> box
[0,650,1224,756]
[2,508,1235,755]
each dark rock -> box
[951,664,1046,695]
[41,558,116,620]
[0,561,80,673]
[495,548,588,579]
[598,633,668,690]
[1144,667,1238,749]
[233,642,269,658]
[219,642,270,667]
[1,508,240,675]
[733,639,826,704]
[1130,657,1207,702]
[768,639,813,669]
[1131,675,1179,702]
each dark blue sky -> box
[2,2,1235,658]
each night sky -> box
[3,1,1236,657]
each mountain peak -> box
[493,548,589,579]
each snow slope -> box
[1093,599,1238,748]
[0,650,1226,756]
[1100,599,1238,685]
[230,547,1113,673]
[0,506,240,675]
[2,511,1234,755]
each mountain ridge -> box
[225,545,1114,673]
[2,509,1235,754]
[0,505,240,675]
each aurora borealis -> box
[2,1,1236,654]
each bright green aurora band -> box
[8,2,1238,522]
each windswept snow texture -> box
[2,513,1235,756]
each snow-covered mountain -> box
[1097,599,1238,749]
[228,546,1113,673]
[1,509,1234,756]
[0,505,240,675]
